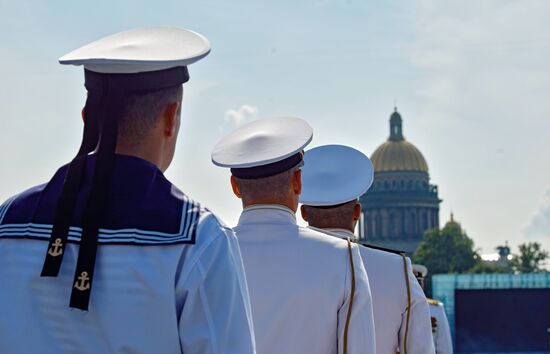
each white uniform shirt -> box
[313,228,435,354]
[429,301,453,354]
[0,156,256,354]
[0,211,255,354]
[234,204,376,354]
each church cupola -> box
[389,107,404,141]
[360,106,441,255]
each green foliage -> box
[468,261,511,274]
[412,223,478,275]
[411,224,550,296]
[510,242,549,273]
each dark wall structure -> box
[433,273,550,353]
[455,288,550,352]
[359,108,441,254]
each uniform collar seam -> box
[242,204,296,220]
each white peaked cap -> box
[212,117,313,170]
[412,264,428,277]
[299,144,374,206]
[59,27,211,74]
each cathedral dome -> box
[371,140,429,172]
[371,108,429,173]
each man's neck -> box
[242,199,297,213]
[115,143,165,172]
[309,223,354,233]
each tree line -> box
[412,220,548,296]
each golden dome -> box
[371,108,429,173]
[444,212,462,231]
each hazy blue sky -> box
[1,0,549,256]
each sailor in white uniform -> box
[212,118,376,354]
[412,265,453,354]
[299,144,435,354]
[0,28,255,354]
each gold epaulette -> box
[427,298,442,306]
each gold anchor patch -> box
[48,238,63,257]
[74,271,91,291]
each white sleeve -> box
[338,243,376,354]
[436,307,453,354]
[176,226,256,354]
[399,257,435,354]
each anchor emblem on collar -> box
[48,238,64,257]
[74,271,91,291]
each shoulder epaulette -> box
[359,242,406,256]
[427,298,443,306]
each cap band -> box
[84,66,189,93]
[305,200,357,209]
[231,152,303,179]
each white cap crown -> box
[59,27,211,74]
[212,117,313,169]
[300,144,374,206]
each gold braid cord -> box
[343,237,356,354]
[401,253,412,354]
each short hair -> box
[302,200,357,229]
[117,85,183,146]
[234,167,297,203]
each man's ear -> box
[353,202,362,221]
[230,175,242,199]
[292,169,302,195]
[300,205,309,222]
[163,101,180,138]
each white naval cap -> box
[59,27,210,74]
[412,264,428,277]
[211,117,313,179]
[299,144,374,206]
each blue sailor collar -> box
[0,154,200,246]
[238,204,297,226]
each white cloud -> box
[525,190,550,239]
[224,104,259,126]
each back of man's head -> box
[231,166,302,211]
[84,84,183,172]
[118,85,183,147]
[301,200,360,232]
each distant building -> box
[481,241,513,269]
[444,212,461,230]
[358,108,441,254]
